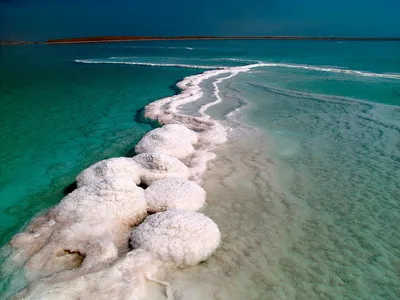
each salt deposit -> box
[132,153,190,185]
[131,210,221,267]
[145,178,206,212]
[76,157,141,187]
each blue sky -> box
[1,0,399,40]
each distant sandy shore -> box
[1,36,399,46]
[45,36,400,45]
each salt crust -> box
[132,153,190,185]
[8,177,147,283]
[77,153,189,188]
[13,249,163,300]
[76,157,141,187]
[145,178,206,212]
[131,210,221,267]
[135,124,198,159]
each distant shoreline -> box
[1,36,399,46]
[45,36,400,44]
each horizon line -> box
[1,35,400,45]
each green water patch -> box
[0,47,198,245]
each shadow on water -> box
[169,81,182,95]
[63,182,78,196]
[134,107,160,129]
[127,106,162,157]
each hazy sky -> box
[1,0,399,40]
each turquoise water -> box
[1,40,399,298]
[228,70,400,298]
[0,44,198,244]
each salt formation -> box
[76,157,141,187]
[132,153,189,185]
[7,177,147,283]
[145,178,206,212]
[12,249,165,300]
[77,153,189,188]
[135,124,198,159]
[131,210,221,267]
[2,68,228,299]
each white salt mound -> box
[135,124,198,159]
[77,153,190,187]
[155,124,198,144]
[145,178,206,212]
[14,250,162,300]
[131,210,221,267]
[76,157,141,187]
[132,153,189,185]
[52,177,147,230]
[22,177,147,281]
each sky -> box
[1,0,399,40]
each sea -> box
[1,40,399,299]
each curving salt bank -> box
[135,124,198,159]
[131,210,221,267]
[2,59,242,299]
[76,58,400,80]
[145,178,206,212]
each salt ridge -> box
[75,58,400,79]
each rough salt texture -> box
[76,153,190,188]
[135,124,198,159]
[6,177,147,284]
[132,153,189,185]
[145,178,206,213]
[13,250,165,300]
[135,135,194,159]
[76,157,141,187]
[51,177,147,233]
[131,210,220,267]
[152,124,199,145]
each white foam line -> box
[198,71,240,117]
[226,107,242,118]
[256,63,400,79]
[76,58,400,80]
[221,57,262,64]
[74,59,224,70]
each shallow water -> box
[172,79,400,299]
